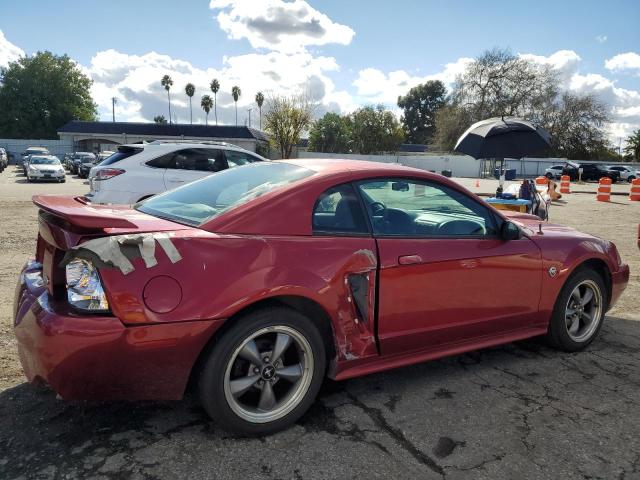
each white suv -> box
[607,165,638,182]
[86,141,267,205]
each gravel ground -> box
[0,165,639,479]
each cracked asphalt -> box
[2,319,640,480]
[1,168,639,479]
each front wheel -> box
[546,268,606,352]
[198,307,326,435]
[628,176,636,182]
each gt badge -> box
[548,266,558,277]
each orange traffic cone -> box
[560,175,571,194]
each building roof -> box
[57,121,269,142]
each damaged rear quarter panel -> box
[97,232,380,370]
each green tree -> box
[255,91,265,130]
[540,92,610,160]
[624,129,640,161]
[397,80,446,144]
[350,105,404,154]
[433,47,611,159]
[161,75,174,124]
[308,112,352,153]
[153,115,168,124]
[185,83,195,124]
[210,79,220,125]
[232,86,241,125]
[0,51,96,139]
[200,95,213,125]
[264,94,314,158]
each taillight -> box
[96,168,125,180]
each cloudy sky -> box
[1,0,639,145]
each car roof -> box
[279,158,428,176]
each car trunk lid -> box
[33,195,191,297]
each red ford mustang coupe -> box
[14,159,629,434]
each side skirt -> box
[332,326,548,381]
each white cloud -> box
[605,52,640,73]
[0,30,24,69]
[519,49,581,86]
[209,0,355,53]
[85,48,352,125]
[595,35,607,44]
[352,57,473,105]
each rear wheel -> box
[198,307,326,435]
[546,268,606,352]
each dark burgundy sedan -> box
[14,160,629,434]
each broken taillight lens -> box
[96,168,125,180]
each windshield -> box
[30,157,60,165]
[136,162,314,226]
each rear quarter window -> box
[100,147,143,166]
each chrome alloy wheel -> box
[565,279,603,342]
[223,326,314,424]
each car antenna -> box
[538,222,543,235]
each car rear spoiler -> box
[32,195,138,229]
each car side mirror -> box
[500,221,521,241]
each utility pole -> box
[111,97,117,122]
[247,107,253,128]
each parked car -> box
[25,155,66,182]
[78,156,100,179]
[86,141,266,205]
[607,165,638,182]
[70,152,96,175]
[21,147,49,164]
[544,165,564,179]
[63,153,74,169]
[14,160,629,435]
[562,162,620,183]
[0,147,8,172]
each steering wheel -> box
[369,201,386,216]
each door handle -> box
[167,177,185,182]
[398,254,423,265]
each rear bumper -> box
[610,263,630,309]
[14,260,224,401]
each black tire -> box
[198,307,326,436]
[546,267,607,352]
[628,176,636,182]
[545,173,553,179]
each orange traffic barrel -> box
[596,177,612,202]
[560,175,571,194]
[535,176,548,187]
[630,178,640,201]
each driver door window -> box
[356,179,497,237]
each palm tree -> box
[160,75,174,124]
[232,86,241,125]
[185,83,195,124]
[153,115,168,124]
[201,95,213,125]
[255,92,264,130]
[210,79,220,125]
